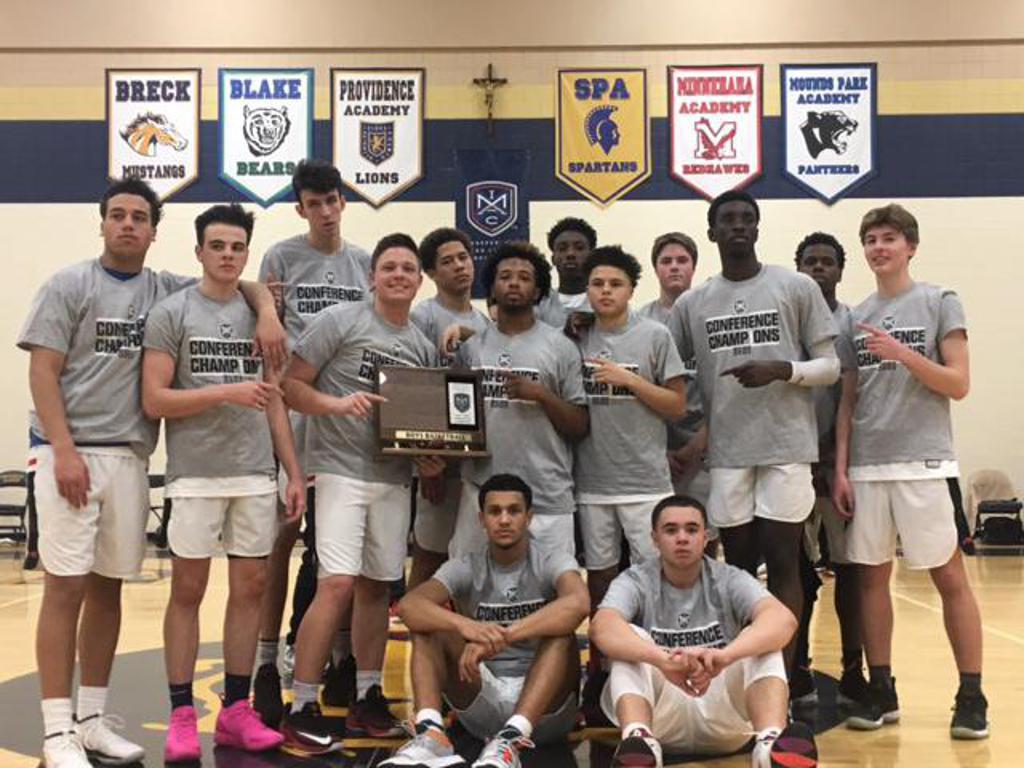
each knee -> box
[232,565,268,604]
[355,577,390,602]
[45,575,87,607]
[170,575,208,609]
[316,575,355,604]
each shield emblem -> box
[453,393,471,413]
[360,122,394,166]
[466,181,518,237]
[219,323,234,339]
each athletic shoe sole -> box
[951,724,990,740]
[845,710,900,731]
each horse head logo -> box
[585,105,621,155]
[120,113,187,158]
[242,105,291,157]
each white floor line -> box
[0,593,42,611]
[891,588,1024,647]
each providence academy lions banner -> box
[556,69,650,206]
[782,63,877,204]
[219,68,314,207]
[332,69,425,207]
[107,69,200,200]
[667,65,762,200]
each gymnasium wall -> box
[2,0,1022,490]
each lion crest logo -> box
[585,105,621,155]
[800,110,858,159]
[242,105,291,157]
[120,113,187,158]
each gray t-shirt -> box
[410,297,490,367]
[433,542,579,676]
[814,302,856,445]
[455,320,586,515]
[668,265,837,467]
[600,556,769,650]
[574,314,685,497]
[294,301,436,485]
[17,259,196,457]
[847,282,967,466]
[536,290,591,328]
[143,286,276,484]
[258,234,371,344]
[638,298,703,448]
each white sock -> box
[76,686,107,722]
[502,714,533,740]
[621,721,652,740]
[356,670,381,700]
[256,639,279,668]
[751,727,782,768]
[331,630,352,665]
[42,698,74,737]
[415,708,444,730]
[291,680,319,713]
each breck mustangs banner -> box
[218,68,314,207]
[556,69,650,206]
[332,69,425,207]
[667,65,762,200]
[107,69,200,200]
[782,63,877,204]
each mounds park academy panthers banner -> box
[782,63,877,204]
[556,69,650,206]
[332,69,425,207]
[455,149,531,299]
[107,69,200,200]
[667,65,762,200]
[218,68,314,207]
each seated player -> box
[383,473,589,768]
[142,204,306,761]
[590,495,817,768]
[834,204,988,738]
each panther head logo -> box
[242,105,291,157]
[585,105,621,155]
[800,110,858,159]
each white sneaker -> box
[76,714,145,765]
[472,732,533,768]
[380,725,466,767]
[42,732,92,768]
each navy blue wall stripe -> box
[3,115,1023,203]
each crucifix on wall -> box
[472,63,507,136]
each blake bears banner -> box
[455,149,531,299]
[332,69,425,207]
[782,63,877,203]
[218,68,314,207]
[107,69,200,201]
[667,65,762,200]
[556,69,650,206]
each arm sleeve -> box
[789,342,840,386]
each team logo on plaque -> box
[107,69,200,200]
[556,69,650,206]
[782,63,877,204]
[219,68,314,207]
[466,181,518,238]
[332,69,425,207]
[667,65,762,200]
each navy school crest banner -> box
[218,68,314,207]
[782,63,877,204]
[332,69,425,207]
[107,69,200,201]
[556,69,650,206]
[667,65,762,200]
[455,149,531,299]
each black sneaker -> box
[322,655,356,708]
[281,701,344,756]
[838,665,870,705]
[347,684,404,738]
[846,677,899,730]
[789,665,818,707]
[612,727,661,767]
[950,690,989,740]
[252,662,284,728]
[581,669,613,728]
[768,721,818,767]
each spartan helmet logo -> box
[219,323,234,339]
[585,105,621,156]
[734,299,747,314]
[242,105,291,157]
[503,586,518,602]
[498,352,512,368]
[881,315,896,331]
[325,271,335,284]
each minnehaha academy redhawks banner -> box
[668,65,762,200]
[332,69,425,207]
[556,69,650,206]
[107,69,200,201]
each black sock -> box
[842,648,864,671]
[169,682,193,711]
[958,672,982,695]
[868,665,892,686]
[224,673,252,706]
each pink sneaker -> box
[215,700,285,752]
[165,705,201,763]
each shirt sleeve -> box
[257,247,282,283]
[937,289,968,340]
[17,273,80,354]
[835,311,858,371]
[598,569,643,623]
[409,302,434,340]
[141,299,181,359]
[555,336,587,405]
[432,556,473,600]
[293,307,345,372]
[667,295,695,361]
[723,567,771,627]
[797,274,839,351]
[653,324,687,384]
[158,271,199,296]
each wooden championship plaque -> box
[376,366,489,457]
